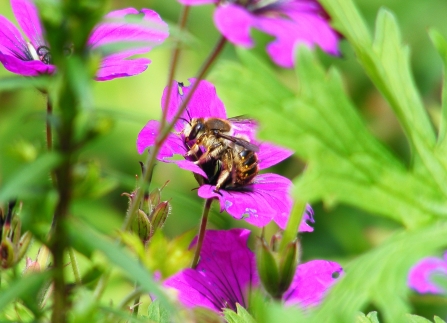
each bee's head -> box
[184,118,205,142]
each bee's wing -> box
[216,133,260,152]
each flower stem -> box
[46,97,57,186]
[191,198,213,269]
[160,5,191,131]
[122,36,227,232]
[279,200,306,253]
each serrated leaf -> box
[317,0,447,196]
[147,300,170,323]
[223,304,256,323]
[308,223,447,323]
[213,47,446,228]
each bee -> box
[182,117,260,191]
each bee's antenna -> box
[179,117,191,126]
[186,108,192,121]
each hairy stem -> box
[191,199,213,269]
[122,36,227,232]
[68,248,82,284]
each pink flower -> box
[164,229,343,312]
[0,0,168,80]
[408,252,447,294]
[176,0,340,68]
[137,79,313,230]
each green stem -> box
[279,200,306,253]
[122,36,227,232]
[46,98,58,187]
[68,248,82,284]
[118,287,144,310]
[191,199,213,269]
[159,5,191,131]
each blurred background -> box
[1,0,447,318]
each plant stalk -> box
[191,198,213,268]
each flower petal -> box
[88,8,168,50]
[299,205,315,233]
[408,253,447,294]
[162,79,227,132]
[214,4,255,47]
[0,15,29,59]
[256,2,340,67]
[164,229,257,312]
[96,51,151,81]
[137,120,186,157]
[257,142,293,170]
[11,0,45,49]
[197,173,292,228]
[283,260,343,306]
[0,52,54,76]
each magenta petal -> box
[167,159,208,179]
[164,229,257,312]
[298,205,315,233]
[96,52,151,81]
[284,260,343,306]
[88,8,168,49]
[0,15,28,58]
[0,52,54,76]
[256,5,340,67]
[162,79,227,132]
[137,120,186,157]
[257,142,293,170]
[214,4,255,47]
[197,173,292,228]
[408,253,447,294]
[11,0,45,49]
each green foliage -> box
[224,304,257,323]
[356,312,380,323]
[147,300,170,323]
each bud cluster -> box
[256,232,300,300]
[0,201,32,270]
[124,182,171,244]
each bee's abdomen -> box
[235,149,259,185]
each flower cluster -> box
[164,229,343,312]
[137,78,314,230]
[176,0,341,67]
[0,0,168,80]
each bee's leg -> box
[185,142,200,157]
[214,150,233,192]
[195,143,225,165]
[214,170,230,192]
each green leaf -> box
[356,312,380,323]
[430,29,447,152]
[67,219,172,310]
[434,316,447,323]
[317,0,447,196]
[0,152,61,203]
[0,272,50,313]
[308,223,447,323]
[223,304,257,323]
[147,300,170,323]
[405,314,433,323]
[213,47,446,228]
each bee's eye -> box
[189,123,204,140]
